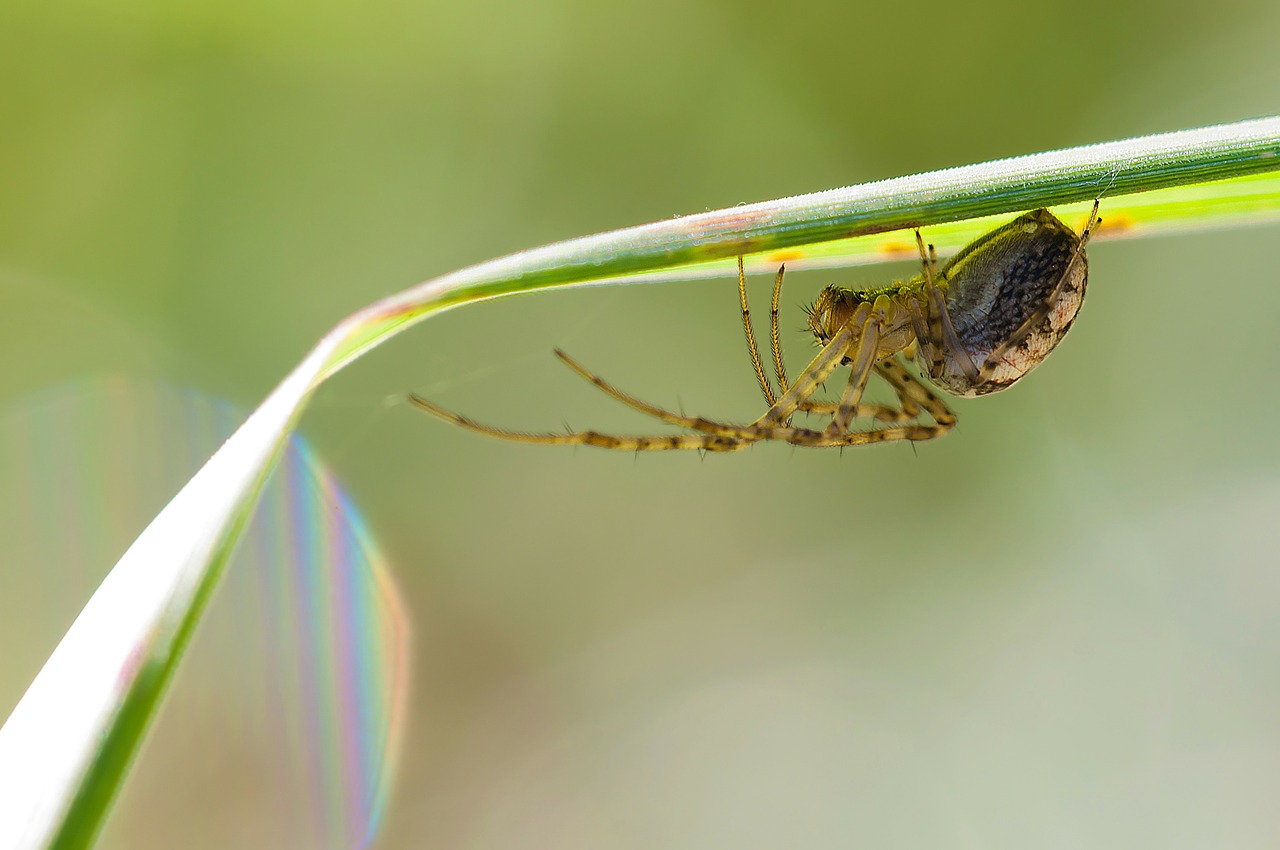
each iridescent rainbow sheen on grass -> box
[0,379,408,849]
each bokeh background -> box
[4,1,1280,848]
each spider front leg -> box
[553,321,867,445]
[407,330,858,452]
[407,393,752,452]
[753,321,860,429]
[548,318,879,450]
[769,263,789,395]
[737,257,794,420]
[820,308,885,439]
[551,348,823,443]
[774,306,894,447]
[737,256,777,406]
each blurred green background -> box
[4,0,1280,847]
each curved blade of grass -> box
[635,169,1280,282]
[1,115,1278,850]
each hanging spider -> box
[410,202,1101,452]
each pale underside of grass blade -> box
[1,116,1278,850]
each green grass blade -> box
[627,170,1280,283]
[1,115,1278,850]
[321,115,1280,373]
[0,347,331,850]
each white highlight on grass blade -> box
[0,340,336,850]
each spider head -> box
[805,285,851,346]
[807,286,917,364]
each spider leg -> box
[799,358,938,423]
[785,417,952,447]
[976,200,1101,383]
[754,321,858,427]
[913,228,980,381]
[796,325,959,449]
[906,298,938,376]
[872,360,923,419]
[551,348,803,440]
[916,229,935,288]
[798,355,952,425]
[925,283,980,381]
[797,397,913,423]
[410,323,857,452]
[737,257,777,405]
[875,356,956,431]
[820,311,884,440]
[777,308,891,446]
[407,394,751,452]
[787,354,957,447]
[769,264,790,394]
[833,422,956,446]
[911,231,947,378]
[555,345,855,440]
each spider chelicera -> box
[410,202,1101,452]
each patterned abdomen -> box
[928,208,1088,397]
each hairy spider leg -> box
[761,263,917,423]
[552,348,911,435]
[908,232,949,381]
[774,368,956,447]
[797,368,916,422]
[754,322,858,428]
[915,229,935,285]
[974,200,1101,384]
[554,318,874,445]
[914,228,980,382]
[928,285,980,381]
[755,301,962,449]
[407,322,863,452]
[551,349,805,441]
[737,257,777,406]
[818,307,885,440]
[769,264,789,394]
[873,356,957,432]
[789,356,958,447]
[745,355,957,448]
[406,393,749,452]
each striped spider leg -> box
[406,310,886,452]
[410,204,1100,450]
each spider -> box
[410,202,1101,452]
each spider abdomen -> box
[929,208,1089,397]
